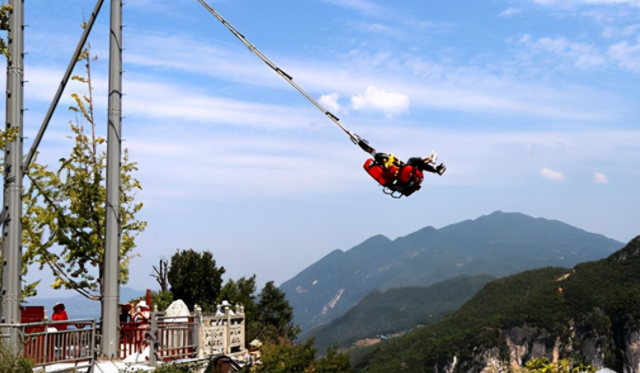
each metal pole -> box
[23,0,105,170]
[1,0,24,355]
[101,0,122,359]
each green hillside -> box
[305,275,494,353]
[354,236,640,373]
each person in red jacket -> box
[363,150,445,197]
[51,303,69,331]
[50,303,69,360]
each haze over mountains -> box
[303,274,495,353]
[280,211,623,331]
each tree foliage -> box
[248,339,354,373]
[21,44,146,298]
[0,3,12,60]
[253,281,300,343]
[355,237,640,373]
[128,290,174,313]
[519,358,595,373]
[0,340,33,373]
[167,248,225,312]
[252,338,317,373]
[311,344,354,373]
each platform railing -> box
[149,312,200,365]
[0,319,96,368]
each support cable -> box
[195,0,371,150]
[23,0,106,170]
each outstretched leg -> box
[420,161,446,176]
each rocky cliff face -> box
[438,324,640,373]
[625,329,640,373]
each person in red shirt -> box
[51,303,69,331]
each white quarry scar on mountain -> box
[320,288,346,316]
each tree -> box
[128,290,174,313]
[248,339,354,373]
[251,338,317,373]
[252,281,300,343]
[218,275,258,331]
[167,249,225,312]
[311,344,354,373]
[0,2,12,60]
[151,258,170,293]
[21,43,146,300]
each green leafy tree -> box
[252,338,317,373]
[167,249,225,312]
[252,281,300,343]
[520,358,595,373]
[21,44,146,301]
[128,290,174,313]
[0,2,12,60]
[0,339,33,373]
[248,339,354,373]
[218,275,260,339]
[311,344,354,373]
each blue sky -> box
[5,0,639,299]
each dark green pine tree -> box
[167,249,225,312]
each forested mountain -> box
[281,211,623,331]
[354,236,640,373]
[303,275,494,353]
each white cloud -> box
[601,24,640,38]
[500,8,523,17]
[608,38,640,71]
[318,93,341,113]
[119,32,627,121]
[540,168,566,180]
[318,0,382,14]
[593,172,609,183]
[533,0,640,5]
[351,86,409,117]
[519,35,606,69]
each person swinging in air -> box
[197,1,448,199]
[358,139,446,198]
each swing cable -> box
[195,0,374,152]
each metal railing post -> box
[149,312,157,367]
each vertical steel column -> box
[101,0,122,359]
[1,0,24,354]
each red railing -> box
[119,321,150,360]
[2,319,96,367]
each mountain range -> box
[280,211,624,332]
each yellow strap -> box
[385,154,396,169]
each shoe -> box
[425,150,437,164]
[436,163,446,175]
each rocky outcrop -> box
[496,325,639,373]
[625,330,640,373]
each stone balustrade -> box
[194,303,248,359]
